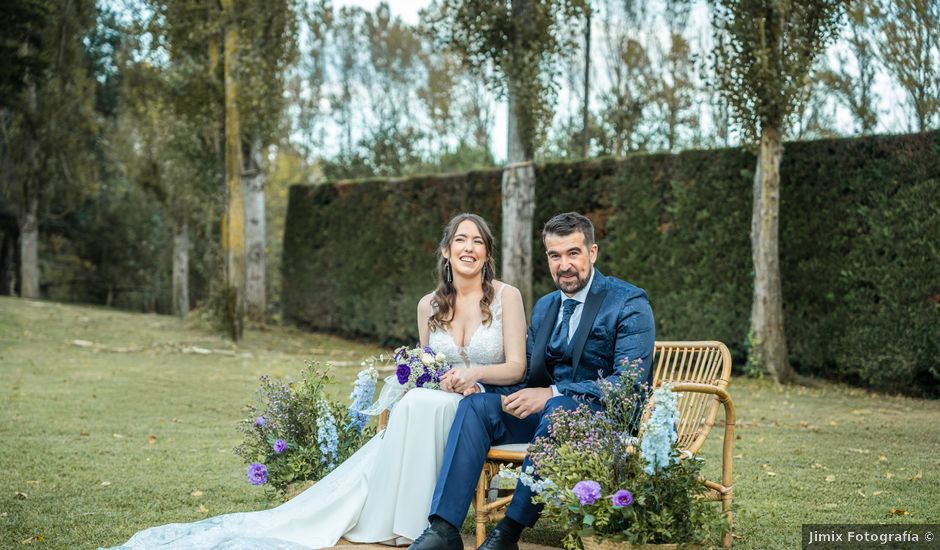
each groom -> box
[410,212,655,550]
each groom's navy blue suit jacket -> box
[483,268,655,399]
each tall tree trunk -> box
[172,218,189,318]
[1,232,15,295]
[749,125,797,383]
[244,134,266,322]
[18,71,41,299]
[222,0,245,340]
[1,113,16,296]
[19,192,39,298]
[581,10,591,158]
[503,90,534,312]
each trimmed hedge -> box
[283,132,940,394]
[282,170,502,343]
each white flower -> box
[421,353,434,366]
[437,352,447,362]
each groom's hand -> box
[503,388,553,419]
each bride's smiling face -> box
[444,220,488,278]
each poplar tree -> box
[711,0,844,383]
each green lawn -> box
[1,296,938,549]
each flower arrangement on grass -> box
[234,360,379,496]
[503,360,724,549]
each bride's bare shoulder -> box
[417,292,435,316]
[493,281,522,301]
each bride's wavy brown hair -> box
[428,213,497,332]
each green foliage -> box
[429,0,589,156]
[711,0,845,141]
[234,0,300,146]
[2,0,99,212]
[284,131,940,393]
[0,0,48,108]
[509,381,723,548]
[234,362,374,497]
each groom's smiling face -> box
[545,230,598,295]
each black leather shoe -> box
[478,528,520,550]
[408,525,463,550]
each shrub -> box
[234,362,378,496]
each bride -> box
[107,213,527,549]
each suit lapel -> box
[529,294,561,387]
[570,270,608,372]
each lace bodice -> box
[428,285,506,368]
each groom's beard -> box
[553,268,589,294]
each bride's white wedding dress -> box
[106,287,508,550]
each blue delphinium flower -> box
[516,465,556,494]
[640,384,679,475]
[273,439,287,454]
[572,480,602,505]
[247,463,267,485]
[315,400,340,468]
[348,366,378,431]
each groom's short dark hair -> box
[543,212,595,248]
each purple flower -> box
[415,373,432,387]
[423,346,435,356]
[247,463,267,485]
[396,364,411,385]
[273,439,287,454]
[254,416,266,428]
[572,480,602,505]
[611,489,633,508]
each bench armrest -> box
[668,382,735,494]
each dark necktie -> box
[547,299,579,360]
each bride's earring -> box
[482,264,488,280]
[445,260,452,283]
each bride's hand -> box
[441,367,480,394]
[439,374,456,393]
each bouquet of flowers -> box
[234,360,379,496]
[391,345,452,390]
[502,360,724,549]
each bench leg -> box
[721,493,733,548]
[474,468,490,548]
